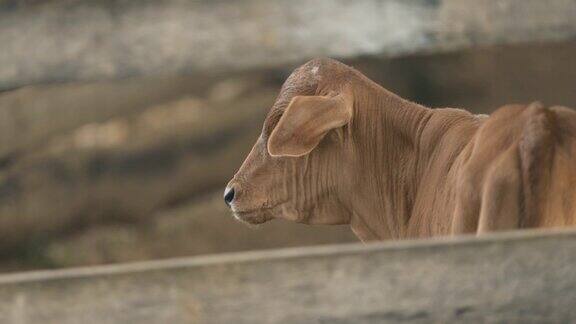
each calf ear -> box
[267,92,353,157]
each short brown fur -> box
[226,58,576,241]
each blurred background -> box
[0,0,575,273]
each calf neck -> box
[225,58,576,241]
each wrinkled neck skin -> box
[338,76,477,241]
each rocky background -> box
[0,41,574,272]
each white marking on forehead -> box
[310,66,319,75]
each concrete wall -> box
[1,0,576,89]
[0,228,575,323]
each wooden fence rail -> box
[0,228,575,323]
[1,0,576,89]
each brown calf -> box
[225,58,576,241]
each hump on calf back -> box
[458,102,576,233]
[519,103,576,227]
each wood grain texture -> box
[0,228,575,323]
[1,0,575,88]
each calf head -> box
[225,58,358,225]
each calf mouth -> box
[234,211,272,225]
[232,203,283,225]
[232,210,273,225]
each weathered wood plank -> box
[0,228,575,323]
[0,88,272,251]
[0,75,217,158]
[1,0,576,89]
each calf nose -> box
[223,186,235,207]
